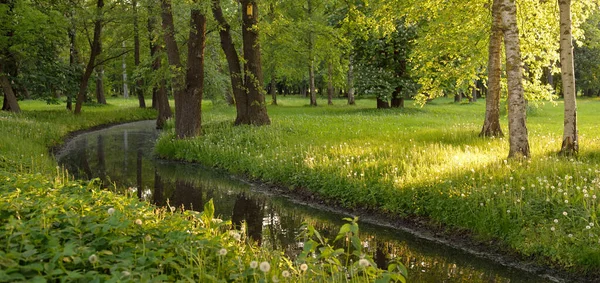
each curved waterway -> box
[55,120,552,282]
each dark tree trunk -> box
[133,0,145,108]
[347,55,355,105]
[327,60,333,105]
[161,0,207,138]
[211,0,246,120]
[270,76,277,105]
[376,97,389,109]
[0,65,20,112]
[480,0,504,137]
[454,92,462,103]
[147,1,171,127]
[239,0,271,125]
[178,9,206,137]
[309,64,317,106]
[75,0,104,114]
[95,65,106,104]
[391,87,403,108]
[470,81,478,102]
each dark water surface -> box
[55,120,552,282]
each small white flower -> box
[551,227,556,231]
[590,222,595,227]
[219,248,227,256]
[88,254,98,264]
[300,263,308,272]
[259,261,270,273]
[586,226,591,230]
[229,231,241,241]
[272,275,280,283]
[145,235,152,242]
[568,234,573,238]
[554,219,559,223]
[121,271,131,277]
[135,219,143,226]
[250,261,258,269]
[506,210,511,214]
[358,258,370,267]
[563,211,568,216]
[107,208,115,215]
[282,270,290,278]
[565,199,569,204]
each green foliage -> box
[156,96,600,273]
[353,19,418,100]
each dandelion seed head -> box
[282,270,290,278]
[259,261,270,273]
[300,263,308,271]
[551,227,556,231]
[135,219,143,226]
[107,208,115,215]
[121,271,130,277]
[563,211,568,216]
[219,248,227,256]
[88,254,98,264]
[145,235,151,242]
[250,261,258,269]
[554,219,559,223]
[586,226,591,230]
[359,258,370,267]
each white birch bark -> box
[559,0,578,155]
[501,0,530,158]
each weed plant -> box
[156,96,600,272]
[0,98,407,282]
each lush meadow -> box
[0,98,406,282]
[156,96,600,272]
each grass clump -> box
[0,98,407,282]
[156,96,600,273]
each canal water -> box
[55,120,551,282]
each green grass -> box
[156,95,600,272]
[0,98,406,282]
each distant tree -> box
[480,0,503,137]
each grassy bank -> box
[156,96,600,272]
[0,98,405,282]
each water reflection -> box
[55,121,549,282]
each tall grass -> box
[156,96,600,272]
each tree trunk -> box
[501,0,530,158]
[347,55,355,105]
[391,87,403,108]
[239,0,271,125]
[377,97,389,109]
[95,65,106,104]
[122,42,129,98]
[470,81,478,102]
[0,65,20,112]
[211,0,246,121]
[559,0,578,156]
[177,9,207,138]
[67,9,78,111]
[147,1,171,127]
[75,0,104,114]
[309,62,317,106]
[480,0,504,137]
[133,0,145,108]
[270,76,277,105]
[454,92,462,103]
[327,60,334,105]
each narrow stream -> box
[55,120,550,282]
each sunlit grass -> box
[157,96,600,272]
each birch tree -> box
[559,0,578,155]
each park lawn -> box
[156,95,600,272]
[0,98,404,282]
